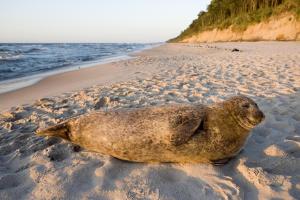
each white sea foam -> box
[0,53,22,61]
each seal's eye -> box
[241,103,250,109]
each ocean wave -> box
[0,48,11,52]
[80,56,95,62]
[23,47,47,53]
[0,66,22,73]
[0,54,22,61]
[0,47,46,55]
[0,43,150,82]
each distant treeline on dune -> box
[170,0,300,42]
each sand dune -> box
[0,42,299,199]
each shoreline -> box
[0,43,160,95]
[0,54,132,94]
[0,44,161,111]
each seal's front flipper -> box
[36,121,71,141]
[169,108,205,146]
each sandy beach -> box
[0,42,300,199]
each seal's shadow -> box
[95,157,233,200]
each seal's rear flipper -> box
[36,122,71,140]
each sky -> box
[0,0,211,43]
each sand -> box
[0,42,299,200]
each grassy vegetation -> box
[169,0,300,42]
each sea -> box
[0,43,155,94]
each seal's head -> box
[224,95,265,130]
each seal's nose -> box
[256,110,265,122]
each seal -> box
[36,95,264,164]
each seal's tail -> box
[36,121,71,141]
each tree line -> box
[170,0,299,41]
